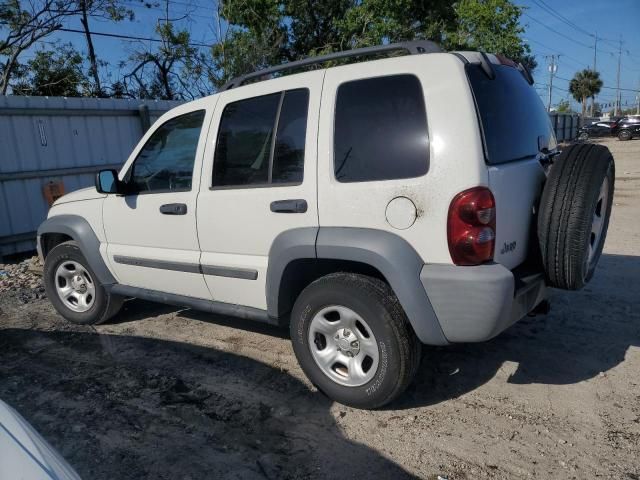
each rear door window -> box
[334,75,429,183]
[212,89,309,188]
[467,64,556,165]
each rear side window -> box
[334,75,429,183]
[212,89,309,188]
[467,64,556,165]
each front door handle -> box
[270,199,307,213]
[160,203,187,215]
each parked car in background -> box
[578,121,616,140]
[613,115,640,141]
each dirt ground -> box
[1,137,639,479]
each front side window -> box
[334,75,429,183]
[212,89,309,188]
[129,110,205,193]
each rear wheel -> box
[44,241,123,325]
[290,273,421,409]
[578,131,589,141]
[618,129,632,141]
[537,144,615,290]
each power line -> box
[524,38,588,69]
[530,0,594,39]
[523,13,594,50]
[554,75,638,92]
[57,26,213,48]
[535,82,569,93]
[0,21,213,48]
[523,10,618,56]
[120,0,216,22]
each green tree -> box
[336,0,456,50]
[211,0,285,89]
[0,0,79,94]
[73,0,134,96]
[569,69,603,118]
[11,43,89,96]
[123,21,214,100]
[556,99,572,113]
[448,0,536,71]
[213,0,535,89]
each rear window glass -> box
[334,74,429,183]
[467,64,556,165]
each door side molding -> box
[113,255,259,280]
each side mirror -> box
[95,169,120,194]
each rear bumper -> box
[420,263,546,343]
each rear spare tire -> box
[538,143,614,290]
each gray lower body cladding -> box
[38,217,543,344]
[421,263,546,343]
[314,228,449,346]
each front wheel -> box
[43,241,122,325]
[290,273,421,409]
[578,131,589,141]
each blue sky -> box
[18,0,640,111]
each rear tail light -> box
[447,187,496,266]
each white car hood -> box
[0,399,81,480]
[53,187,105,206]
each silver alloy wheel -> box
[308,305,379,387]
[587,177,609,268]
[54,261,96,313]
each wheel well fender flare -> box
[267,227,448,346]
[37,214,116,285]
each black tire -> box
[578,132,589,141]
[537,144,615,290]
[290,273,421,409]
[43,241,123,325]
[618,129,632,141]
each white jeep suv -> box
[38,41,614,408]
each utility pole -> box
[591,32,598,117]
[614,37,622,117]
[546,55,558,113]
[636,78,640,115]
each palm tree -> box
[569,69,603,118]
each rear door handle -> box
[270,199,307,213]
[160,203,187,215]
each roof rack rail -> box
[219,40,443,91]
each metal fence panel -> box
[548,112,581,143]
[0,95,182,257]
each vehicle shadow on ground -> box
[0,328,417,479]
[108,254,639,412]
[395,253,640,409]
[113,298,291,339]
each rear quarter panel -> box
[317,53,487,264]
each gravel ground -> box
[0,137,638,479]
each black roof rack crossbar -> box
[220,40,442,91]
